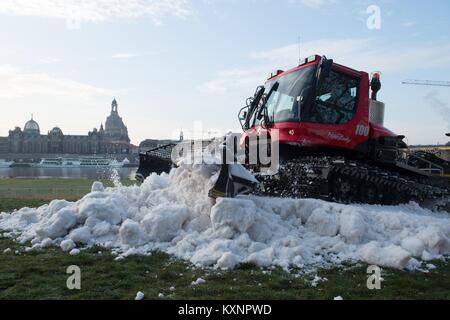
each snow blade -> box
[209,163,259,199]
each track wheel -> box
[380,187,398,205]
[329,174,355,203]
[358,182,380,204]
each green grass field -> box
[0,181,449,300]
[0,179,135,200]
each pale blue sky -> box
[0,0,449,145]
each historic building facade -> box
[1,99,131,155]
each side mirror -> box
[446,133,450,137]
[254,86,265,99]
[239,111,248,121]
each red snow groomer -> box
[210,55,450,208]
[137,55,450,209]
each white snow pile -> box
[1,162,450,272]
[135,291,145,301]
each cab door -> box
[302,66,370,151]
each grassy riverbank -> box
[0,179,135,200]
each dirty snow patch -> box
[135,291,144,300]
[70,249,80,256]
[191,278,206,285]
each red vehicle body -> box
[239,55,401,163]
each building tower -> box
[104,98,130,154]
[111,98,118,113]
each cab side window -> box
[309,71,359,124]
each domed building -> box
[103,99,131,154]
[16,116,46,153]
[3,99,132,155]
[49,127,63,136]
[105,99,128,139]
[24,116,40,135]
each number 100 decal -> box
[356,124,370,136]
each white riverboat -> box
[35,157,124,168]
[0,160,14,168]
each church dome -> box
[105,114,126,131]
[24,117,40,134]
[104,99,129,141]
[49,127,63,135]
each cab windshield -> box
[263,65,317,124]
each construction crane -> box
[402,79,450,87]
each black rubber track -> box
[253,157,450,210]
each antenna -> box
[298,35,301,64]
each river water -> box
[0,167,138,180]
